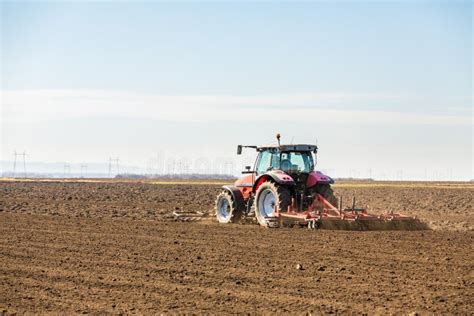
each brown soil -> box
[0,180,473,314]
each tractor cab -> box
[254,145,316,176]
[237,143,320,188]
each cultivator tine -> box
[307,219,318,230]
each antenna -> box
[13,151,27,178]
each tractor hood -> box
[306,171,335,187]
[260,170,333,187]
[266,170,295,185]
[252,170,334,192]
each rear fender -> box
[252,170,295,192]
[222,185,246,213]
[306,171,335,187]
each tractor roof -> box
[257,144,318,152]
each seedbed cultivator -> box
[271,193,423,230]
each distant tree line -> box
[115,173,236,180]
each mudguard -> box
[222,185,246,212]
[252,170,295,192]
[306,171,335,187]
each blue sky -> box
[1,1,472,179]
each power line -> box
[63,164,71,178]
[80,164,88,178]
[13,151,27,178]
[108,157,120,177]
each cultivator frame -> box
[270,193,421,230]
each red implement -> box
[273,193,425,230]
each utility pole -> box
[13,151,27,178]
[13,152,16,178]
[80,164,88,178]
[156,151,164,175]
[108,157,120,178]
[63,164,71,178]
[224,161,233,176]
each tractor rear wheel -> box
[254,181,291,227]
[315,184,338,207]
[215,191,243,224]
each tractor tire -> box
[315,184,338,207]
[215,190,243,224]
[253,181,292,228]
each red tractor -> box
[215,134,422,230]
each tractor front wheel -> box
[215,191,242,224]
[253,181,291,227]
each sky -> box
[1,1,472,180]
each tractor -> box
[215,134,423,230]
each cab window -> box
[270,152,280,169]
[256,150,272,175]
[280,152,313,173]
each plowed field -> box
[1,180,473,313]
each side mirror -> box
[237,145,242,155]
[241,165,253,174]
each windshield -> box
[256,150,315,174]
[279,151,314,173]
[264,151,314,173]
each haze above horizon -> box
[1,1,472,180]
